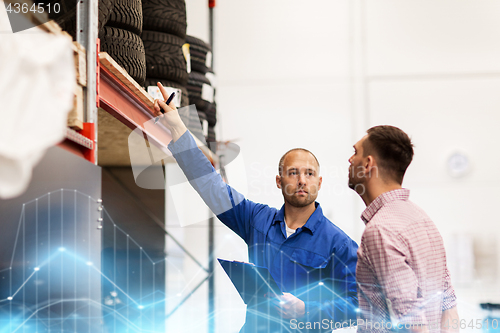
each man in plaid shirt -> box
[348,125,459,333]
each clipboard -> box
[217,258,283,304]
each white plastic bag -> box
[0,20,76,198]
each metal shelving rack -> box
[72,0,214,165]
[208,2,216,333]
[76,0,98,162]
[71,1,218,332]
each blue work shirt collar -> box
[272,202,323,234]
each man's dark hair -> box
[363,125,414,184]
[278,148,320,176]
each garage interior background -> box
[1,0,500,332]
[182,0,500,331]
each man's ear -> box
[276,175,282,189]
[318,176,323,191]
[365,156,378,178]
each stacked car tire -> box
[39,0,147,87]
[141,0,190,127]
[99,0,147,86]
[205,68,217,151]
[38,0,115,39]
[205,101,217,153]
[186,36,217,151]
[45,0,223,142]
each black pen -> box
[154,92,176,124]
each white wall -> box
[362,0,500,325]
[174,1,500,332]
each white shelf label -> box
[147,86,182,108]
[202,119,208,136]
[205,72,217,88]
[201,84,214,103]
[205,51,212,68]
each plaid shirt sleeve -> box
[362,224,427,325]
[442,267,458,311]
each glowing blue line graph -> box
[0,188,218,333]
[0,187,400,333]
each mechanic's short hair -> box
[278,148,320,176]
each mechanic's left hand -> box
[274,293,305,319]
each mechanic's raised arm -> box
[152,83,256,240]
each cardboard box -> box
[72,42,87,87]
[67,84,84,130]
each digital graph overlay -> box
[0,189,210,333]
[0,187,421,333]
